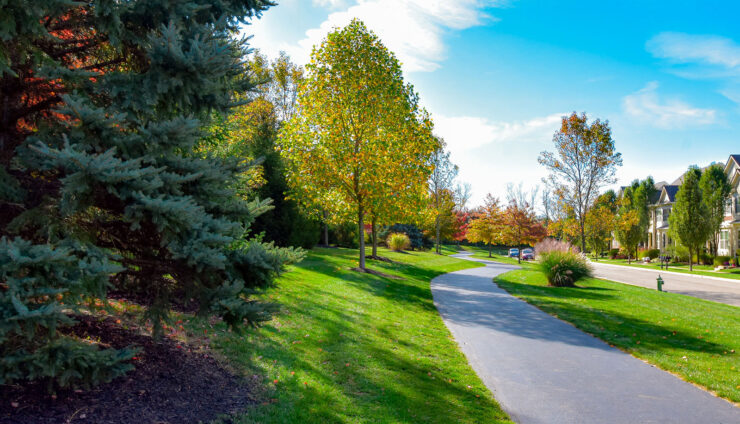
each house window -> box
[720,230,729,250]
[726,199,733,216]
[656,209,663,222]
[737,230,740,249]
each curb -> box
[590,261,740,284]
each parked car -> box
[508,248,519,258]
[521,248,535,260]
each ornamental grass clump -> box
[538,250,593,287]
[387,233,411,251]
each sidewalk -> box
[431,254,739,424]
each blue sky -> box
[244,0,740,206]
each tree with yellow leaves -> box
[279,19,437,270]
[584,205,615,258]
[467,195,505,257]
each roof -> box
[663,185,679,203]
[730,154,740,166]
[670,164,717,185]
[650,184,679,205]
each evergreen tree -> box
[1,0,300,389]
[699,164,731,256]
[669,167,712,271]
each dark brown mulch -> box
[0,316,256,424]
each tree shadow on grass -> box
[492,270,732,356]
[215,280,511,424]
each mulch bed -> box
[0,316,256,424]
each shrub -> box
[330,223,359,248]
[538,250,593,287]
[387,233,411,251]
[667,244,690,262]
[645,249,660,259]
[379,224,424,250]
[534,238,577,255]
[608,248,619,259]
[696,252,713,265]
[714,255,732,267]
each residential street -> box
[433,254,740,424]
[590,261,740,307]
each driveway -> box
[590,261,740,306]
[431,253,740,424]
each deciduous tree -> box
[669,167,712,271]
[429,143,459,254]
[539,112,622,252]
[502,200,547,263]
[699,164,731,256]
[466,195,504,257]
[584,205,615,258]
[279,19,436,270]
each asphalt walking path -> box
[431,253,740,424]
[590,261,740,306]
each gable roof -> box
[730,154,740,167]
[663,185,679,203]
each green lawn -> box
[494,268,740,404]
[598,259,740,280]
[200,247,512,423]
[438,244,463,255]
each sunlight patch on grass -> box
[206,247,511,423]
[495,268,740,404]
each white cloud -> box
[433,113,563,206]
[622,82,718,128]
[647,32,740,69]
[247,0,503,73]
[434,113,562,151]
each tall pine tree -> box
[0,0,300,389]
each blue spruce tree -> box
[0,0,299,389]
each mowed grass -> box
[438,244,463,255]
[208,247,512,423]
[494,268,740,404]
[599,258,740,280]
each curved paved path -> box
[432,253,740,424]
[590,261,740,306]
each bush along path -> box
[431,253,740,424]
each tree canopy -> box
[279,19,437,270]
[669,167,712,271]
[1,0,301,389]
[539,112,622,252]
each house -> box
[617,154,740,256]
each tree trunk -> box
[488,243,492,257]
[689,247,693,271]
[322,210,329,246]
[518,243,521,264]
[358,206,365,270]
[579,218,587,254]
[371,216,378,258]
[435,215,441,255]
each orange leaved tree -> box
[502,200,547,263]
